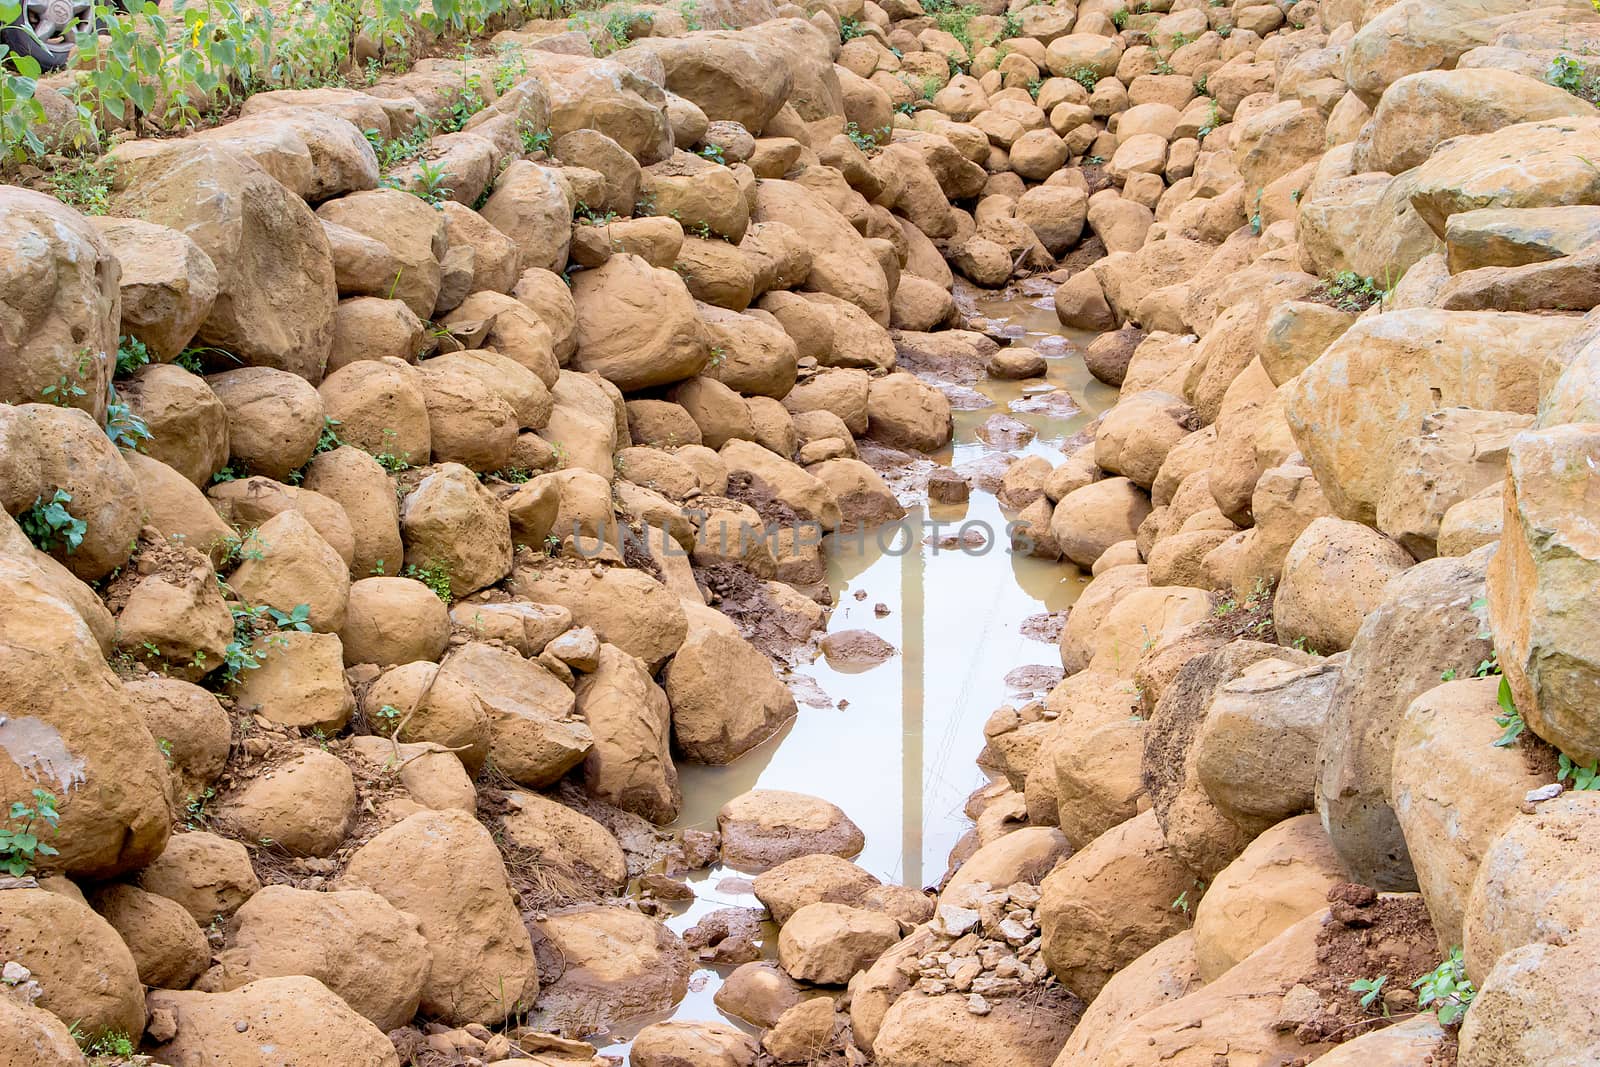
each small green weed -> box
[0,789,61,877]
[1413,947,1475,1026]
[1313,270,1387,313]
[1492,675,1525,747]
[20,490,86,554]
[1350,974,1388,1014]
[404,561,453,602]
[114,335,151,378]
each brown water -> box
[596,287,1118,1052]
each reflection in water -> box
[597,290,1117,1053]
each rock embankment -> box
[3,0,1600,1063]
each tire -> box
[3,0,101,73]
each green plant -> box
[84,1031,136,1058]
[1550,55,1600,105]
[315,416,344,455]
[698,142,726,164]
[410,159,453,207]
[375,428,413,472]
[49,155,113,215]
[1413,947,1475,1026]
[266,603,314,633]
[1216,23,1232,37]
[20,490,87,554]
[893,100,918,116]
[1315,270,1387,312]
[844,120,882,153]
[105,390,153,451]
[677,0,700,30]
[520,121,552,156]
[838,14,865,40]
[114,336,152,378]
[999,9,1022,37]
[0,7,49,164]
[404,561,453,602]
[1492,675,1526,747]
[0,789,61,876]
[1110,6,1128,28]
[575,199,617,225]
[373,702,404,735]
[1558,751,1600,789]
[1170,889,1191,918]
[1069,66,1100,91]
[923,0,980,52]
[184,786,216,829]
[1350,974,1388,1013]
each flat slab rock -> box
[718,789,866,871]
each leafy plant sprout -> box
[0,789,61,877]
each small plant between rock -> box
[1349,973,1388,1015]
[0,789,61,877]
[1312,270,1388,313]
[1413,947,1475,1026]
[20,489,87,555]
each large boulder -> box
[569,254,709,390]
[91,883,209,991]
[1316,549,1495,889]
[513,564,688,670]
[1038,810,1197,1002]
[91,215,217,362]
[316,189,446,320]
[776,902,901,985]
[1358,69,1596,176]
[0,888,145,1042]
[1284,309,1579,525]
[136,830,261,924]
[1190,815,1346,981]
[873,987,1082,1067]
[106,141,337,379]
[215,749,357,857]
[442,642,588,787]
[0,993,85,1066]
[145,977,399,1067]
[1050,478,1154,570]
[718,789,864,870]
[226,509,350,633]
[338,809,537,1026]
[1392,677,1549,952]
[116,363,230,488]
[0,566,171,878]
[1463,791,1600,985]
[1457,926,1600,1067]
[753,179,891,324]
[1272,518,1414,655]
[8,404,143,581]
[207,366,326,481]
[575,643,681,823]
[1408,115,1600,236]
[1489,424,1600,762]
[664,606,797,764]
[217,885,428,1032]
[0,188,120,419]
[477,160,574,274]
[400,463,513,598]
[528,905,691,1036]
[631,33,793,133]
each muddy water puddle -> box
[595,288,1117,1053]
